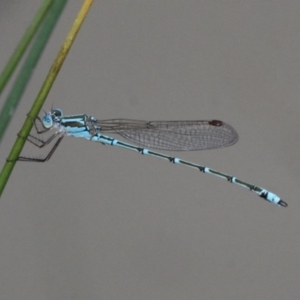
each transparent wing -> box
[95,119,238,151]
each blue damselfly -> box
[15,108,287,207]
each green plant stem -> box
[0,0,53,95]
[0,0,68,144]
[0,0,94,197]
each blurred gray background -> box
[0,1,299,299]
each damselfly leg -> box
[9,115,64,162]
[17,135,64,162]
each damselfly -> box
[15,108,287,207]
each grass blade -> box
[0,0,94,197]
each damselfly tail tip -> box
[278,200,288,207]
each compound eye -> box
[52,108,63,118]
[42,114,53,129]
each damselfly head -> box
[42,114,54,129]
[41,109,63,128]
[51,108,63,118]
